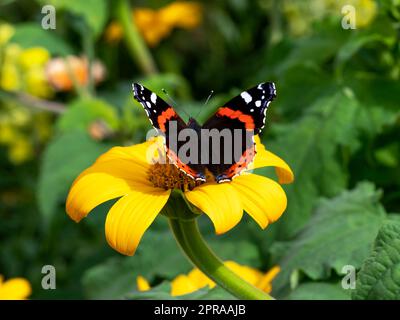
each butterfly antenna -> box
[162,88,190,118]
[204,90,214,106]
[194,90,214,119]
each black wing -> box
[201,82,277,182]
[132,83,186,133]
[132,83,206,181]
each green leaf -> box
[335,33,384,67]
[265,90,363,238]
[352,221,400,300]
[125,282,174,300]
[286,282,350,300]
[38,0,108,37]
[57,98,119,132]
[83,229,260,299]
[10,23,73,55]
[37,131,111,220]
[270,182,387,297]
[274,30,347,76]
[346,76,400,113]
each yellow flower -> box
[0,64,20,91]
[23,67,53,98]
[105,1,202,46]
[8,136,33,164]
[283,0,376,37]
[14,47,53,98]
[0,123,15,144]
[0,275,31,300]
[136,275,151,291]
[337,0,377,27]
[159,1,203,29]
[66,135,294,256]
[137,262,280,296]
[0,45,53,97]
[0,23,15,45]
[18,47,50,70]
[3,43,22,63]
[104,21,123,43]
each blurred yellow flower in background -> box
[8,136,33,164]
[19,47,52,98]
[18,47,50,70]
[283,0,377,37]
[0,64,19,91]
[105,1,202,46]
[338,0,377,27]
[0,120,33,165]
[0,23,15,45]
[0,44,21,91]
[0,275,31,300]
[0,44,53,98]
[0,104,52,165]
[137,262,280,296]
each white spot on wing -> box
[146,101,151,108]
[241,91,252,104]
[151,93,157,104]
[255,100,261,107]
[271,83,276,95]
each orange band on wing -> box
[225,145,256,178]
[157,107,177,132]
[167,148,200,178]
[216,107,255,130]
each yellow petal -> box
[136,276,151,291]
[66,140,158,222]
[231,174,287,228]
[160,2,203,29]
[187,268,215,289]
[95,138,161,165]
[257,266,280,293]
[105,189,170,256]
[170,274,200,296]
[224,261,263,286]
[253,136,294,184]
[0,278,32,300]
[184,183,243,234]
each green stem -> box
[115,0,158,75]
[168,218,274,300]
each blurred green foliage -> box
[1,0,400,299]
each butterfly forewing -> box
[201,82,276,182]
[132,83,206,181]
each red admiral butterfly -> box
[133,82,276,183]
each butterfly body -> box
[133,82,276,183]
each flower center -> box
[148,162,206,191]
